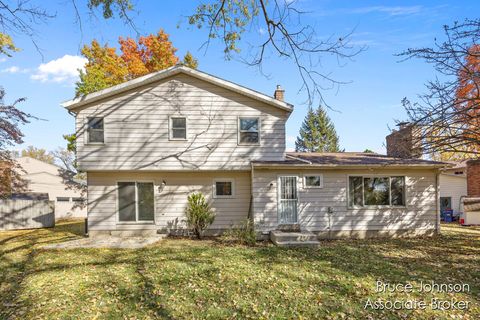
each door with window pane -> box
[278,176,298,224]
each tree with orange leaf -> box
[455,44,480,158]
[398,20,480,160]
[76,30,197,96]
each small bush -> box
[185,192,215,239]
[222,219,257,246]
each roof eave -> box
[251,163,449,169]
[62,65,293,112]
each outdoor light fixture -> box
[269,182,274,189]
[158,180,167,192]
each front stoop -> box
[270,230,321,247]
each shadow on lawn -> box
[1,222,479,318]
[0,220,85,318]
[248,232,480,302]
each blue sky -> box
[1,0,479,153]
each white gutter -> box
[251,163,449,169]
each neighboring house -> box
[62,65,447,238]
[439,162,468,216]
[15,157,87,219]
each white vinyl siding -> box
[75,74,288,171]
[253,169,437,233]
[439,174,467,214]
[87,171,250,232]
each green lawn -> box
[1,221,479,319]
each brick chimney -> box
[274,85,284,101]
[466,159,480,197]
[385,122,422,158]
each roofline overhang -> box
[62,65,294,112]
[251,163,449,170]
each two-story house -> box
[63,65,447,239]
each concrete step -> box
[272,240,321,248]
[276,224,301,232]
[270,230,321,247]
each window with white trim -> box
[87,117,104,143]
[118,182,154,222]
[238,117,259,144]
[304,175,323,188]
[348,176,405,207]
[170,116,187,140]
[213,179,235,198]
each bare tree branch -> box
[186,0,365,107]
[397,19,480,160]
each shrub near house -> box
[62,66,448,238]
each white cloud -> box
[0,57,6,63]
[350,6,423,16]
[2,66,20,73]
[31,55,87,84]
[1,66,29,73]
[286,135,296,144]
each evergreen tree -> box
[295,106,340,152]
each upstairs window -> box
[238,117,260,144]
[87,117,104,143]
[170,116,187,140]
[348,176,406,207]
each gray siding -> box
[253,168,438,233]
[75,74,289,171]
[0,200,55,230]
[87,171,250,232]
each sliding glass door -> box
[118,182,154,222]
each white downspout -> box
[435,171,441,234]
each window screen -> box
[87,117,104,143]
[137,182,154,221]
[215,181,232,196]
[118,182,136,222]
[391,176,405,206]
[348,177,363,207]
[239,118,259,144]
[171,117,186,139]
[305,175,322,188]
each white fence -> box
[0,199,55,231]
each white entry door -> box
[278,176,298,224]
